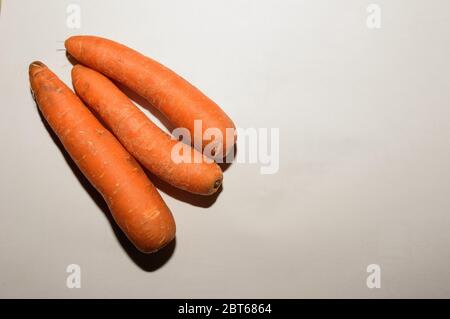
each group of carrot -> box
[30,36,236,253]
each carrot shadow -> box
[33,97,175,272]
[65,51,78,66]
[218,143,237,173]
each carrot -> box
[29,61,175,253]
[65,35,236,159]
[71,64,223,195]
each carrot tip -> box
[30,61,46,68]
[29,61,47,77]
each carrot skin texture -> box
[65,35,236,157]
[71,65,223,195]
[29,61,175,253]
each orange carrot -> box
[65,35,236,158]
[71,64,223,195]
[29,61,175,253]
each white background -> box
[1,0,450,298]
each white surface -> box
[1,0,450,298]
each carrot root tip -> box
[30,61,45,68]
[29,61,47,78]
